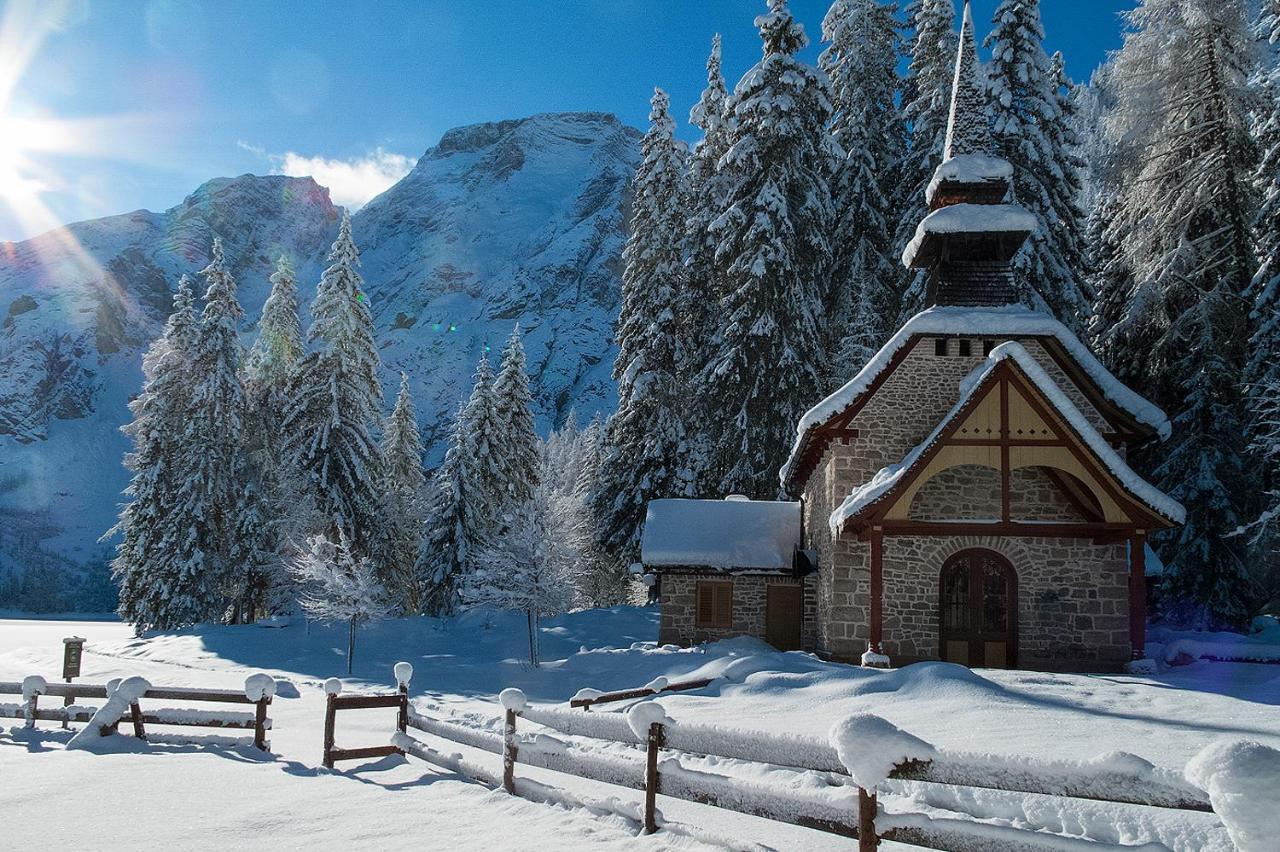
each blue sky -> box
[0,0,1136,241]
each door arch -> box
[939,549,1018,669]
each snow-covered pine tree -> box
[381,372,427,611]
[461,354,505,546]
[821,0,906,379]
[110,276,201,630]
[897,0,959,322]
[282,213,385,560]
[460,484,578,667]
[1106,0,1260,627]
[492,326,540,509]
[593,88,691,563]
[984,1,1089,330]
[1241,0,1280,613]
[542,411,581,495]
[574,412,606,504]
[417,404,469,616]
[291,531,392,675]
[695,0,838,498]
[238,254,304,620]
[682,35,734,375]
[187,237,248,622]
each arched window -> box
[939,549,1018,668]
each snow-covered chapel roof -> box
[641,498,802,572]
[780,306,1172,489]
[901,203,1038,268]
[943,0,993,160]
[828,341,1185,534]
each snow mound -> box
[643,676,668,692]
[499,688,528,713]
[626,701,671,741]
[394,661,414,688]
[829,714,937,788]
[1185,740,1280,851]
[860,650,891,668]
[67,676,151,750]
[323,678,342,696]
[21,675,47,700]
[571,688,603,703]
[243,673,276,702]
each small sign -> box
[62,636,85,680]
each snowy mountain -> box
[0,111,640,611]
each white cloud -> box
[241,143,414,209]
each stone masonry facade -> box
[801,335,1137,672]
[658,572,818,651]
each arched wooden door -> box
[939,549,1018,669]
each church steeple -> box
[944,0,994,160]
[901,0,1036,308]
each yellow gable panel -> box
[955,391,1001,439]
[887,445,1001,520]
[1006,383,1056,440]
[1008,446,1130,523]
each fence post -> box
[323,692,337,769]
[858,787,878,851]
[502,708,519,794]
[25,691,39,729]
[129,701,146,740]
[644,721,665,834]
[254,696,271,751]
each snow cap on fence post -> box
[643,676,668,693]
[244,673,277,702]
[1185,739,1280,851]
[105,677,121,698]
[67,676,151,750]
[627,700,672,741]
[499,688,527,714]
[394,662,413,689]
[829,714,937,789]
[21,675,47,700]
[323,677,343,696]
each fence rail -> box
[321,673,410,769]
[328,666,1235,852]
[569,677,716,710]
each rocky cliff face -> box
[0,112,640,610]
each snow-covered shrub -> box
[290,531,392,675]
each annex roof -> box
[780,305,1172,490]
[641,498,802,572]
[828,342,1185,535]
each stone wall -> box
[658,572,818,651]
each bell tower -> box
[901,0,1037,308]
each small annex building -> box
[644,3,1184,673]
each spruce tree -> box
[821,0,906,378]
[1108,0,1260,627]
[696,0,838,498]
[110,277,200,630]
[682,35,734,374]
[1242,0,1280,612]
[461,354,505,546]
[897,0,958,321]
[594,88,691,562]
[381,372,427,611]
[492,326,540,509]
[985,1,1089,329]
[239,254,303,619]
[188,238,248,621]
[417,404,469,616]
[282,213,385,560]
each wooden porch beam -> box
[869,526,884,656]
[1130,532,1147,661]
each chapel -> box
[642,2,1183,673]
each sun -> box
[0,113,58,205]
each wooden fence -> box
[320,669,411,769]
[0,675,276,750]
[324,665,1228,851]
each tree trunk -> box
[527,608,540,668]
[347,616,356,675]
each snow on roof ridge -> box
[827,341,1184,534]
[925,153,1014,205]
[901,203,1038,268]
[781,305,1171,488]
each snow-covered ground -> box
[3,608,1276,850]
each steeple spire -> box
[943,0,993,160]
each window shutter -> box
[697,583,715,626]
[715,584,732,627]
